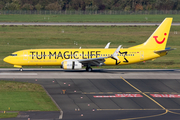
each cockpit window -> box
[10,54,17,56]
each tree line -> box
[0,0,180,11]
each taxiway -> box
[1,68,180,120]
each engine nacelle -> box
[62,60,82,70]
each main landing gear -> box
[86,66,92,72]
[19,68,23,72]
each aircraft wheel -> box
[86,67,92,72]
[19,68,23,72]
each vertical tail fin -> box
[130,18,173,50]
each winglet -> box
[112,45,121,60]
[105,42,111,49]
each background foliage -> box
[0,0,180,11]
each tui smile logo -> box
[153,33,167,44]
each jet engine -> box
[62,60,82,70]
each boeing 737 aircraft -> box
[4,18,174,72]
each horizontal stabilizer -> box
[154,47,176,53]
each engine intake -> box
[62,60,82,70]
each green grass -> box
[0,14,180,22]
[0,80,59,112]
[0,25,179,69]
[0,113,18,118]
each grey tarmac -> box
[1,68,180,120]
[0,68,179,79]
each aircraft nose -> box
[3,56,11,63]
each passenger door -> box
[140,51,144,60]
[23,51,28,60]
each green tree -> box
[0,1,3,10]
[58,0,66,10]
[22,3,34,10]
[69,0,87,10]
[175,0,180,10]
[4,3,16,10]
[35,3,43,10]
[3,0,21,10]
[45,2,61,10]
[102,0,115,10]
[39,0,52,10]
[155,0,176,10]
[0,0,179,11]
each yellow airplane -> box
[4,18,174,72]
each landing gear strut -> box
[86,66,92,72]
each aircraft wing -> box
[78,57,109,66]
[78,45,122,66]
[154,47,176,53]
